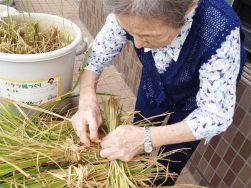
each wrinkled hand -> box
[100,125,144,162]
[71,102,103,146]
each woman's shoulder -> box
[184,1,242,62]
[190,0,241,47]
[196,0,240,27]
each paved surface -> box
[11,0,199,185]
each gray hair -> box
[102,0,194,27]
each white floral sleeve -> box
[85,14,128,74]
[185,27,241,144]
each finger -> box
[100,147,119,158]
[100,148,114,158]
[102,127,121,142]
[71,115,79,131]
[103,152,129,161]
[106,154,120,161]
[71,113,84,132]
[100,138,113,149]
[120,156,133,162]
[87,115,99,142]
[73,115,91,146]
[77,127,91,146]
[81,120,91,146]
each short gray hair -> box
[102,0,194,27]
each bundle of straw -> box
[0,17,71,54]
[0,97,181,187]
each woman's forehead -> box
[116,14,170,35]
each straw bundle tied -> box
[0,96,187,188]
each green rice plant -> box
[6,0,13,34]
[25,0,30,17]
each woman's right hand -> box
[71,96,103,146]
[71,69,102,146]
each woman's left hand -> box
[100,125,144,162]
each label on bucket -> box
[0,76,61,105]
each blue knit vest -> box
[128,0,247,124]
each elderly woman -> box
[72,0,246,185]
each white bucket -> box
[0,13,83,106]
[0,4,18,17]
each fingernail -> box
[100,151,104,157]
[80,138,90,146]
[90,137,97,142]
[86,140,91,147]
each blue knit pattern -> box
[128,0,247,124]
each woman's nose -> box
[134,38,146,49]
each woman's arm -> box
[72,14,129,145]
[85,14,128,74]
[151,27,241,146]
[150,122,196,147]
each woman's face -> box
[116,14,181,49]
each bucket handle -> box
[76,37,88,56]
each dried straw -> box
[0,96,206,187]
[0,17,71,54]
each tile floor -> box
[11,0,199,186]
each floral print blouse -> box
[85,7,241,143]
